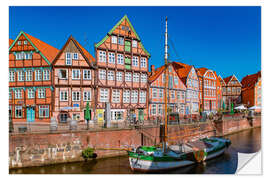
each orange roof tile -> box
[9,39,14,47]
[24,32,59,63]
[148,65,166,82]
[196,67,208,77]
[223,75,233,84]
[172,62,192,84]
[241,71,261,90]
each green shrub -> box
[82,147,96,161]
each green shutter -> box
[125,41,131,52]
[125,65,131,69]
[125,57,131,64]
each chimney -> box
[151,65,155,74]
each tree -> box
[85,102,91,130]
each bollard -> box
[69,118,78,130]
[50,117,58,132]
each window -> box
[59,69,68,79]
[38,88,46,98]
[132,40,137,48]
[24,40,28,45]
[139,91,146,103]
[60,91,68,101]
[99,70,106,80]
[107,71,114,80]
[182,91,185,100]
[72,91,80,101]
[122,26,130,31]
[66,53,72,65]
[159,89,163,98]
[100,89,109,102]
[15,106,22,118]
[118,37,124,45]
[140,57,147,68]
[158,104,163,115]
[133,73,139,82]
[9,71,15,82]
[112,89,120,103]
[108,52,115,64]
[171,90,175,99]
[151,104,156,115]
[73,114,80,120]
[35,70,42,81]
[60,113,68,123]
[152,88,157,98]
[123,90,130,103]
[117,54,124,64]
[131,90,138,103]
[9,90,12,99]
[83,70,91,80]
[14,89,22,99]
[28,88,35,99]
[116,72,122,81]
[25,70,32,81]
[174,76,178,85]
[72,69,80,79]
[39,105,49,118]
[43,70,50,81]
[17,41,21,45]
[112,36,117,44]
[99,51,106,62]
[111,111,123,121]
[177,91,181,99]
[141,74,147,83]
[73,53,78,60]
[83,91,91,101]
[18,71,24,81]
[132,56,139,66]
[24,52,32,59]
[125,72,131,82]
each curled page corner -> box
[236,151,262,174]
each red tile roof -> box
[196,67,208,77]
[172,62,192,84]
[24,32,59,63]
[241,71,261,90]
[9,39,14,47]
[148,65,166,82]
[72,37,95,63]
[223,75,233,84]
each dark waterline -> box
[10,127,261,174]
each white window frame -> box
[159,89,163,98]
[72,91,80,101]
[73,53,78,60]
[9,90,12,99]
[15,106,23,118]
[133,73,139,82]
[83,91,91,101]
[83,70,91,80]
[158,104,163,115]
[39,105,49,118]
[125,72,132,82]
[9,71,15,82]
[152,88,157,98]
[132,40,137,48]
[131,90,138,103]
[15,89,22,99]
[139,91,146,103]
[35,69,42,81]
[123,90,130,103]
[111,36,117,44]
[38,88,46,98]
[140,57,147,68]
[28,88,35,99]
[100,89,109,102]
[43,70,50,81]
[141,74,147,83]
[118,37,124,45]
[60,91,68,101]
[116,72,122,81]
[99,51,106,63]
[108,52,115,64]
[132,56,139,67]
[151,104,156,115]
[117,54,124,64]
[107,71,114,80]
[18,71,24,81]
[112,89,120,103]
[99,69,106,80]
[72,69,80,80]
[25,70,32,81]
[59,69,68,80]
[66,52,72,65]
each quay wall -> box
[9,116,261,169]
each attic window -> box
[73,53,78,60]
[24,40,28,45]
[132,40,137,48]
[122,26,130,31]
[17,41,21,45]
[111,36,117,44]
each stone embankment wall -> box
[9,116,261,169]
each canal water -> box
[10,127,261,174]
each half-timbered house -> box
[94,15,150,124]
[52,36,95,124]
[9,31,59,123]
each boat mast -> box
[164,16,169,146]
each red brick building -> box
[52,36,96,124]
[148,63,187,120]
[94,15,150,124]
[222,75,242,109]
[196,68,218,113]
[241,71,261,108]
[9,31,59,123]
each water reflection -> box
[10,127,261,174]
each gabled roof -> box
[9,31,59,65]
[172,62,193,84]
[223,75,233,84]
[241,71,261,90]
[95,15,150,56]
[52,35,95,66]
[9,39,14,47]
[196,67,208,77]
[148,65,166,82]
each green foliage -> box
[82,147,95,160]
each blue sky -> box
[9,6,261,81]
